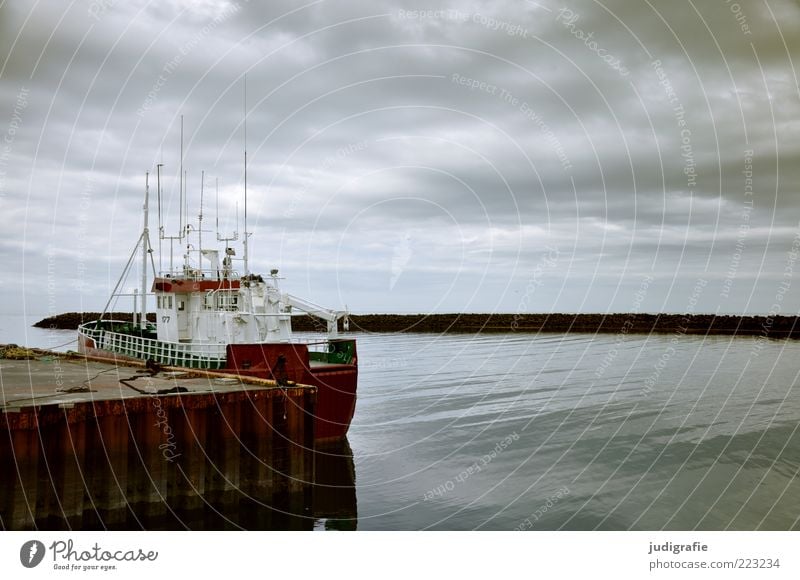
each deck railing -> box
[78,321,227,369]
[79,321,354,368]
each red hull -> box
[224,343,358,442]
[77,334,357,442]
[306,365,358,442]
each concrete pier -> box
[0,350,318,530]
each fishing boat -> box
[77,119,357,442]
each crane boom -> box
[285,293,348,336]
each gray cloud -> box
[1,0,799,317]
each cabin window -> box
[168,296,173,309]
[178,300,185,312]
[215,292,239,311]
[157,296,162,308]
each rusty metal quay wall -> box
[0,354,323,530]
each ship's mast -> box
[216,178,239,268]
[180,115,184,243]
[156,163,163,272]
[141,172,150,330]
[199,170,204,272]
[184,169,190,271]
[243,75,249,277]
[160,117,185,274]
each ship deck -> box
[0,356,290,410]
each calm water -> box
[3,314,800,530]
[350,331,800,530]
[0,313,77,352]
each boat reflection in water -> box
[0,434,357,531]
[312,440,358,531]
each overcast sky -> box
[1,0,799,317]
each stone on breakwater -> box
[35,312,800,337]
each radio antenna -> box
[184,169,188,240]
[184,169,190,268]
[199,170,204,271]
[179,115,184,239]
